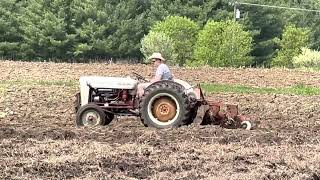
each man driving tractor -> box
[75,52,253,130]
[136,52,173,98]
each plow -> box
[74,73,254,130]
[201,100,252,130]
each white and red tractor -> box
[74,73,252,129]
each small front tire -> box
[76,104,106,127]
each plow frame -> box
[193,84,252,129]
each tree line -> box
[1,0,320,67]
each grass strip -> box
[202,83,320,96]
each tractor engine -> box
[90,89,134,104]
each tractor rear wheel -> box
[76,104,106,127]
[139,81,191,129]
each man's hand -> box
[150,74,161,83]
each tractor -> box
[74,73,252,129]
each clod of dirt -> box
[0,127,15,138]
[0,112,7,118]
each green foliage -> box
[292,47,320,68]
[1,0,320,65]
[240,0,286,67]
[192,20,253,67]
[147,0,233,26]
[0,0,25,59]
[272,25,310,68]
[140,31,177,65]
[151,16,199,66]
[240,0,320,67]
[70,0,150,59]
[19,0,72,60]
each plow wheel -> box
[240,121,252,130]
[140,81,190,129]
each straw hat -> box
[148,52,165,62]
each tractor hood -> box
[79,76,138,89]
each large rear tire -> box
[76,104,106,127]
[139,81,191,129]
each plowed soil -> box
[0,61,319,179]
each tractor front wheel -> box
[76,104,106,127]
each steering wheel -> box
[132,72,148,82]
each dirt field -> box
[0,61,320,179]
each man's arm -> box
[150,65,164,83]
[150,74,162,83]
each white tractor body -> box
[79,76,195,106]
[79,76,139,106]
[75,75,253,130]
